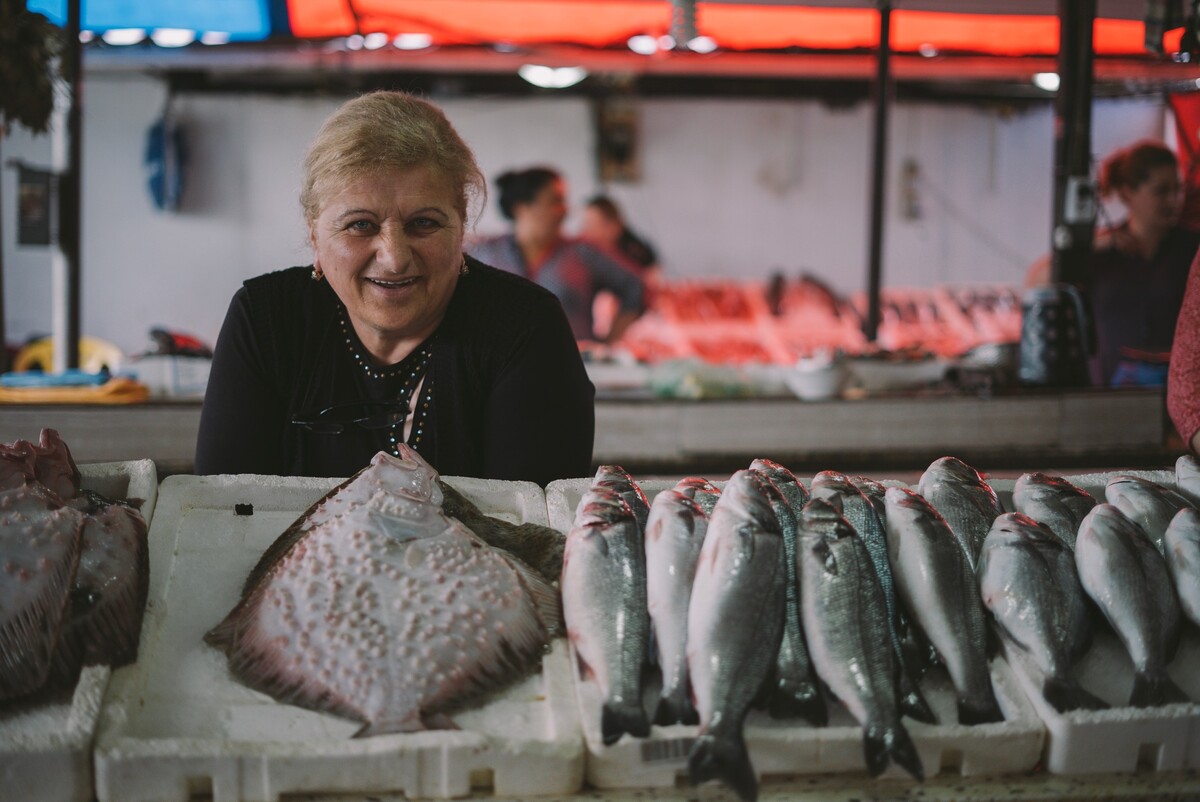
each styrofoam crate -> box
[0,459,159,802]
[545,476,1045,790]
[987,468,1200,775]
[93,473,581,802]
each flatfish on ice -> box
[205,447,562,735]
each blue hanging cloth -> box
[144,106,186,211]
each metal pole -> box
[1050,0,1096,286]
[62,0,82,369]
[863,0,892,344]
[0,136,6,375]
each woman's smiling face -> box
[309,165,464,360]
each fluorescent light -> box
[200,31,231,45]
[687,36,717,54]
[363,32,389,50]
[627,34,657,55]
[918,42,938,58]
[101,28,147,46]
[657,34,676,50]
[1033,72,1060,91]
[79,30,95,43]
[345,34,365,51]
[518,65,588,89]
[394,33,433,50]
[150,29,196,48]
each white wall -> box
[0,72,1166,356]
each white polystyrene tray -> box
[545,476,1045,790]
[987,469,1200,775]
[0,459,159,802]
[92,473,582,802]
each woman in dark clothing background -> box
[1027,140,1200,386]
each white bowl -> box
[784,365,845,401]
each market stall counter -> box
[0,387,1178,478]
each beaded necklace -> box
[337,306,434,457]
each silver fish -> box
[1011,472,1096,551]
[1177,455,1200,508]
[848,474,889,524]
[917,457,1003,571]
[207,448,562,736]
[673,476,722,516]
[1075,504,1187,707]
[563,478,650,745]
[884,486,1003,724]
[799,499,924,781]
[687,470,787,802]
[1163,507,1200,629]
[811,471,934,724]
[1105,475,1193,554]
[978,513,1105,713]
[644,478,715,726]
[585,465,650,532]
[749,459,824,726]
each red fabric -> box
[1168,250,1200,450]
[1171,93,1200,232]
[286,1,1178,56]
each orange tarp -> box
[286,1,1182,56]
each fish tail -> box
[957,691,1005,725]
[653,689,699,726]
[863,721,925,781]
[765,682,828,727]
[1043,676,1109,713]
[895,665,937,724]
[687,731,759,802]
[1129,671,1191,708]
[601,700,650,745]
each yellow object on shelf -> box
[13,336,125,374]
[0,377,149,404]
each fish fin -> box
[353,712,428,738]
[687,732,758,802]
[237,469,363,599]
[863,722,925,781]
[895,666,937,724]
[1043,676,1108,713]
[765,683,828,727]
[601,700,650,745]
[653,691,699,726]
[500,551,564,637]
[957,692,1005,725]
[1129,672,1191,708]
[422,712,460,731]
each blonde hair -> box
[300,91,486,225]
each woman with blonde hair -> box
[196,92,594,484]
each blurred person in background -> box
[1027,140,1200,387]
[196,93,594,484]
[469,167,645,344]
[580,194,661,277]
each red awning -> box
[286,1,1183,57]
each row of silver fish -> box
[982,457,1200,712]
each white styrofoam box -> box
[93,473,582,802]
[546,476,1044,790]
[127,355,212,399]
[0,459,159,802]
[986,468,1199,775]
